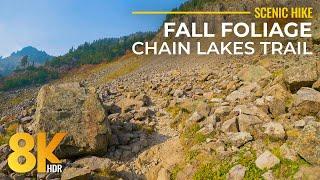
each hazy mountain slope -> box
[0,46,53,76]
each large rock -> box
[294,121,320,165]
[73,156,113,172]
[294,166,320,180]
[227,132,253,148]
[263,122,286,140]
[226,83,260,102]
[31,83,111,158]
[312,78,320,91]
[61,167,91,180]
[239,65,271,83]
[284,61,318,92]
[255,150,280,170]
[226,164,246,180]
[293,87,320,116]
[234,105,269,130]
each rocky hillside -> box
[1,0,320,180]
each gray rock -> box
[189,111,204,122]
[226,83,260,102]
[238,114,263,132]
[294,120,306,128]
[227,132,253,147]
[214,106,232,118]
[157,168,170,180]
[73,156,113,172]
[61,167,91,180]
[20,116,33,123]
[263,122,286,140]
[284,61,318,92]
[226,164,246,180]
[195,102,211,117]
[262,170,275,180]
[293,87,320,116]
[0,125,5,134]
[0,144,11,161]
[312,78,320,91]
[280,143,298,161]
[255,150,280,170]
[30,83,111,158]
[135,107,154,120]
[173,89,184,98]
[0,173,10,180]
[239,65,271,83]
[293,166,320,180]
[294,121,320,165]
[221,117,238,133]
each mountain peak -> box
[11,46,45,57]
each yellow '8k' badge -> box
[7,132,66,173]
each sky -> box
[0,0,186,57]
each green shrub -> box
[0,67,58,91]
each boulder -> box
[233,104,270,121]
[20,116,33,124]
[214,106,232,117]
[0,144,11,161]
[227,132,253,148]
[293,166,320,180]
[188,112,204,123]
[312,78,320,91]
[239,65,271,83]
[117,98,144,113]
[157,168,171,180]
[255,150,280,170]
[226,83,260,102]
[280,143,298,161]
[61,167,91,180]
[74,156,113,172]
[173,89,184,98]
[294,120,306,129]
[226,164,246,180]
[31,83,111,158]
[263,122,286,140]
[284,61,318,92]
[0,173,10,180]
[264,84,290,102]
[262,170,275,180]
[293,87,320,116]
[294,121,320,165]
[195,102,211,117]
[221,118,238,133]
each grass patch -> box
[167,105,191,129]
[271,147,308,178]
[167,106,183,118]
[186,150,200,162]
[181,124,202,148]
[272,69,284,78]
[98,57,141,84]
[193,149,265,180]
[170,165,183,180]
[193,160,232,180]
[285,96,294,108]
[95,168,118,179]
[272,158,306,178]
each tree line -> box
[0,32,155,91]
